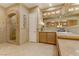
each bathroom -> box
[0,3,79,56]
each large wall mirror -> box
[41,3,79,32]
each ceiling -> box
[0,3,14,8]
[23,3,61,9]
[0,3,61,9]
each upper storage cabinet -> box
[67,20,77,27]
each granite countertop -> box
[58,39,79,56]
[57,32,79,40]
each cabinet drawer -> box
[39,32,47,43]
[47,32,56,44]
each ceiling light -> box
[52,24,54,25]
[47,8,55,11]
[51,12,55,14]
[68,8,74,11]
[43,13,47,16]
[48,12,51,15]
[51,21,55,23]
[61,20,67,22]
[63,23,67,25]
[56,10,60,14]
[75,7,79,10]
[49,4,52,7]
[40,21,45,25]
[73,3,79,5]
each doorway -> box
[8,13,17,43]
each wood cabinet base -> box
[39,32,57,45]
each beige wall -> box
[29,7,43,42]
[38,8,43,32]
[66,25,79,34]
[0,7,6,43]
[29,7,38,42]
[19,5,29,44]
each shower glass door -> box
[8,13,17,42]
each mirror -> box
[41,3,79,32]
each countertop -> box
[57,32,79,40]
[58,39,79,56]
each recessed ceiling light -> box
[49,4,52,7]
[75,7,79,10]
[51,21,55,22]
[43,13,47,16]
[73,3,79,5]
[48,12,51,15]
[51,12,55,14]
[47,8,55,11]
[56,10,60,14]
[40,21,45,25]
[68,8,74,11]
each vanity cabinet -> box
[39,32,47,43]
[67,20,77,27]
[47,32,56,44]
[39,32,57,44]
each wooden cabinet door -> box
[67,20,77,26]
[47,32,56,44]
[39,32,47,43]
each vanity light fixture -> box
[57,23,62,28]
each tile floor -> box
[0,42,58,56]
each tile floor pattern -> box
[0,42,58,56]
